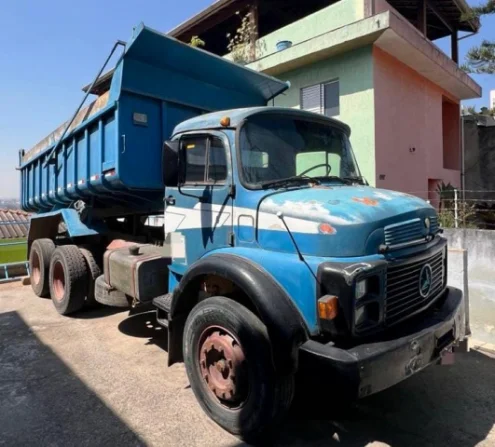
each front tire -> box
[49,245,88,315]
[183,296,294,441]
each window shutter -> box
[301,84,322,114]
[324,81,340,117]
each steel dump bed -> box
[20,23,288,214]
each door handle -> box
[165,196,176,206]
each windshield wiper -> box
[261,175,321,189]
[311,175,349,184]
[311,175,367,185]
[342,176,367,185]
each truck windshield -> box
[239,114,361,188]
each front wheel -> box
[183,296,294,441]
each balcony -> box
[244,0,480,100]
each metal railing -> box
[0,261,29,283]
[0,219,29,282]
[403,189,495,230]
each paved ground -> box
[1,281,495,447]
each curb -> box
[470,339,495,354]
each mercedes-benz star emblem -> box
[424,217,431,229]
[419,264,433,298]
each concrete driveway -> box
[1,281,495,447]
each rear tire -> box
[49,245,88,315]
[29,239,55,297]
[79,248,101,307]
[183,296,294,441]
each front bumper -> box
[299,286,467,399]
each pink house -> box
[170,0,482,199]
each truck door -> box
[164,132,233,266]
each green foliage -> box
[226,11,266,65]
[435,182,477,228]
[462,0,495,20]
[438,202,477,228]
[465,106,495,116]
[461,1,495,74]
[227,11,256,65]
[463,40,495,74]
[189,36,205,48]
[436,181,455,208]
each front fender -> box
[168,253,309,374]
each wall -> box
[272,46,376,184]
[373,47,461,198]
[442,99,461,170]
[255,0,365,60]
[463,116,495,201]
[444,228,495,345]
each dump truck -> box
[20,23,468,440]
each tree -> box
[462,0,495,74]
[465,105,495,116]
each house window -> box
[301,80,340,117]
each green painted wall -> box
[273,46,376,184]
[257,0,365,59]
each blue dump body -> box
[19,23,288,214]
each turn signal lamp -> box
[220,116,231,127]
[318,295,339,320]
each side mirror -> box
[162,140,179,186]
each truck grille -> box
[385,249,445,325]
[384,218,423,246]
[429,216,439,234]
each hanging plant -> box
[227,11,257,65]
[189,36,205,48]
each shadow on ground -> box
[118,308,168,351]
[0,311,145,446]
[116,310,495,447]
[267,348,495,447]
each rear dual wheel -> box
[29,239,56,297]
[49,245,89,315]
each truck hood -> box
[257,186,436,257]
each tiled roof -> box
[0,209,30,239]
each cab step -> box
[153,293,172,328]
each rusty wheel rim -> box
[52,261,65,302]
[31,251,41,285]
[198,326,248,409]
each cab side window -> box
[182,136,227,185]
[183,137,207,184]
[208,137,227,183]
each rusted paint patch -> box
[318,223,337,235]
[353,197,379,206]
[106,239,137,250]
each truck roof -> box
[172,107,351,136]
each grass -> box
[0,238,27,264]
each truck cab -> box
[21,24,467,442]
[157,106,466,438]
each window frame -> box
[180,134,229,186]
[300,79,340,117]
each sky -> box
[0,0,494,199]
